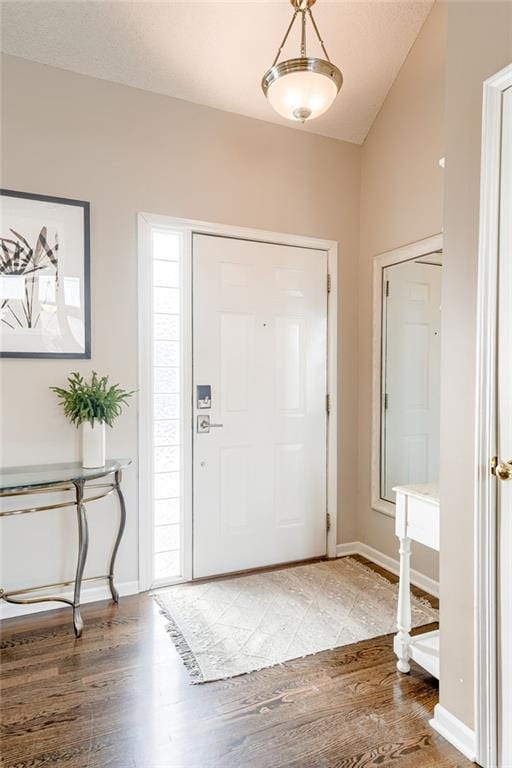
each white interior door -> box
[192,234,327,578]
[382,260,441,501]
[497,85,512,768]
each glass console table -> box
[0,459,131,637]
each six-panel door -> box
[192,234,328,578]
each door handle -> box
[197,416,224,434]
[493,458,512,480]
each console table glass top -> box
[0,459,131,493]
[0,459,131,637]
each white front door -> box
[382,259,441,501]
[498,85,512,768]
[192,234,328,578]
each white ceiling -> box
[0,1,433,145]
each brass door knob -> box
[495,460,512,481]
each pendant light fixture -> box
[262,0,342,123]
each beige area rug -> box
[154,556,438,683]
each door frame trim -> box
[475,63,512,768]
[138,214,339,590]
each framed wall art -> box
[0,189,91,358]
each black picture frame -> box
[0,189,91,358]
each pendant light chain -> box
[271,6,332,68]
[300,10,307,57]
[307,8,331,63]
[271,9,299,68]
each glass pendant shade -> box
[262,0,342,123]
[263,59,342,122]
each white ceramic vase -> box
[82,420,106,468]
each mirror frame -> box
[371,233,443,516]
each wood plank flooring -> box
[0,557,471,768]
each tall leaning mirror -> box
[371,235,443,515]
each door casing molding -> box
[138,214,339,590]
[475,63,512,768]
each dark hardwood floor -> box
[1,557,471,768]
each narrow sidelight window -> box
[151,230,183,584]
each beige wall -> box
[357,3,446,578]
[0,54,360,597]
[440,0,512,730]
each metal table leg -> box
[72,479,89,638]
[108,469,126,603]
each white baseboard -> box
[3,540,435,620]
[336,541,439,598]
[335,542,360,557]
[0,580,139,620]
[430,704,477,762]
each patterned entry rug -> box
[154,556,438,683]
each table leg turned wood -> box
[395,534,412,673]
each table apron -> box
[0,484,116,516]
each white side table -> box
[393,483,440,678]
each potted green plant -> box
[51,372,134,468]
